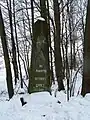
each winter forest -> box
[0,0,90,120]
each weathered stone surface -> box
[29,20,50,93]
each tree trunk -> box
[6,0,18,85]
[53,0,65,91]
[0,8,14,99]
[40,0,47,20]
[65,19,70,100]
[46,0,54,83]
[28,0,34,93]
[81,0,90,96]
[13,0,23,88]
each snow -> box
[0,92,90,120]
[36,17,45,21]
[0,57,90,120]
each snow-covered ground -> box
[0,57,90,120]
[0,91,90,120]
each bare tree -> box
[0,8,14,99]
[13,0,23,88]
[81,0,90,96]
[53,0,65,91]
[6,0,18,85]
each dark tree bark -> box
[0,8,14,99]
[31,0,34,35]
[13,0,23,88]
[67,0,75,96]
[53,0,65,91]
[81,0,90,96]
[6,0,18,85]
[28,0,34,93]
[65,19,70,100]
[24,0,32,79]
[40,0,47,20]
[68,0,73,71]
[46,0,54,83]
[61,0,65,75]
